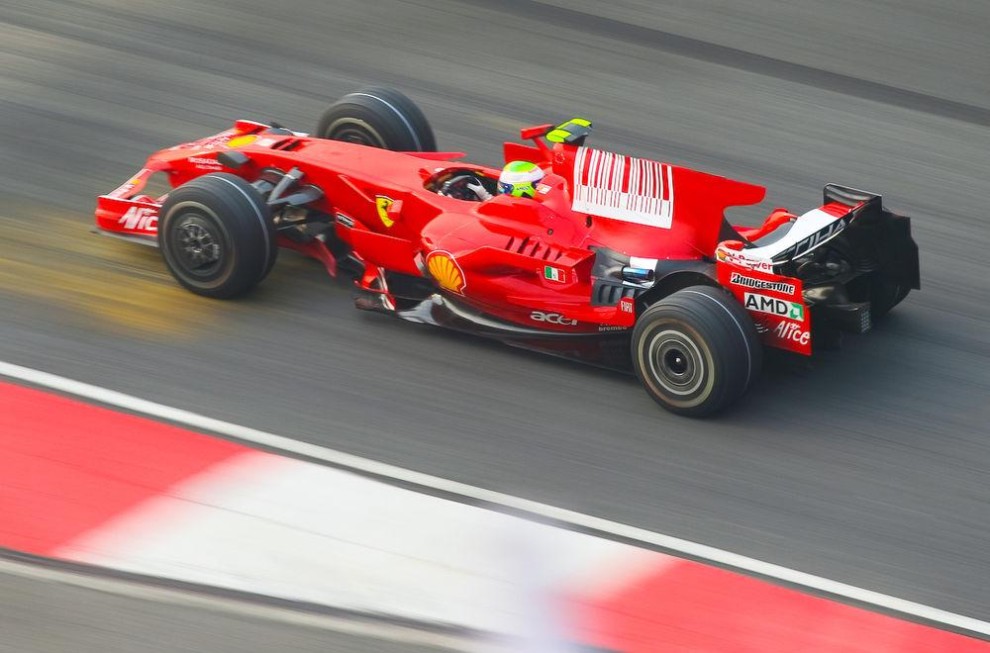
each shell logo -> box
[426,251,466,294]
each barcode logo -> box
[572,147,674,228]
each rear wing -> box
[823,184,920,291]
[736,185,887,267]
[824,183,880,208]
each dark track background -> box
[2,0,989,631]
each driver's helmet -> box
[498,161,544,198]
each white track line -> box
[2,359,988,638]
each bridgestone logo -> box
[730,272,795,295]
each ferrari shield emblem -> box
[376,195,395,228]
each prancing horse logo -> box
[376,195,395,228]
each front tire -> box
[632,285,762,417]
[316,86,436,152]
[158,173,276,299]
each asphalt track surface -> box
[0,559,460,653]
[2,0,989,639]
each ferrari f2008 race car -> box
[95,87,919,416]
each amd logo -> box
[744,292,804,321]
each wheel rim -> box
[171,214,223,278]
[647,329,705,396]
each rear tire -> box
[844,213,918,320]
[158,173,276,299]
[316,86,436,152]
[632,285,762,417]
[867,269,911,319]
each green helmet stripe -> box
[506,161,538,173]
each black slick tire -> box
[867,270,911,319]
[316,86,436,152]
[158,173,277,299]
[632,285,762,417]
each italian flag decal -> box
[544,266,565,283]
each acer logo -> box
[774,321,810,346]
[744,292,804,321]
[118,206,158,233]
[530,310,577,326]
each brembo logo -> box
[730,272,795,295]
[744,292,804,321]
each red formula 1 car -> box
[96,87,919,416]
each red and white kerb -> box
[572,147,675,228]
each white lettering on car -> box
[716,246,774,272]
[744,292,804,321]
[530,310,577,326]
[118,206,158,233]
[187,156,223,170]
[774,215,849,261]
[729,272,796,295]
[774,321,811,345]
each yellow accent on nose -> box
[227,135,257,149]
